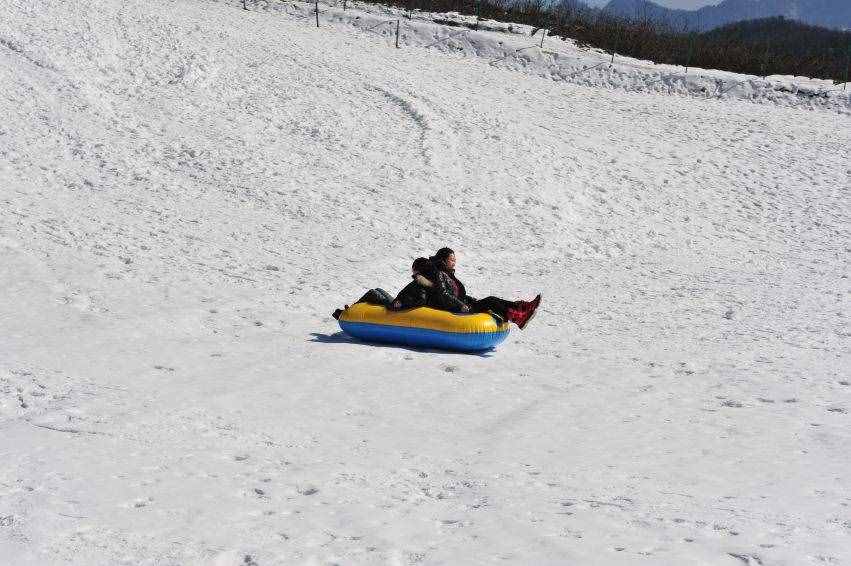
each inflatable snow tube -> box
[338,303,510,352]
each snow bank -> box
[270,0,851,113]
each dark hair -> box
[432,247,454,264]
[411,257,431,272]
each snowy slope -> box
[1,0,850,565]
[280,0,851,113]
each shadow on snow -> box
[308,332,496,357]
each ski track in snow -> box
[1,0,850,564]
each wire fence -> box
[243,0,850,100]
[423,28,468,48]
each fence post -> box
[395,20,400,48]
[475,1,480,31]
[315,0,319,27]
[343,0,347,10]
[242,0,247,9]
[761,38,770,80]
[611,32,618,65]
[540,29,547,49]
[845,45,849,90]
[684,34,694,75]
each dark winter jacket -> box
[428,269,476,313]
[445,269,476,303]
[389,274,433,310]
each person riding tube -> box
[427,247,541,330]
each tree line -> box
[360,0,851,84]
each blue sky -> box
[585,0,721,8]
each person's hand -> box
[391,301,401,309]
[460,305,470,313]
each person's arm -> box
[389,281,418,310]
[431,274,470,313]
[457,278,476,304]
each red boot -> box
[524,294,541,313]
[506,295,541,330]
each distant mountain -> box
[698,16,851,79]
[602,0,851,31]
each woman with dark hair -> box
[427,247,541,329]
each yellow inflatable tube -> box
[338,303,510,351]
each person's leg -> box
[355,288,393,307]
[470,296,516,319]
[510,294,541,329]
[473,295,541,329]
[335,288,393,319]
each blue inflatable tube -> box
[338,304,510,352]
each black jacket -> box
[428,269,476,313]
[389,274,432,310]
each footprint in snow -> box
[130,496,153,508]
[728,553,763,565]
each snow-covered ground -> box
[1,0,849,564]
[282,0,851,113]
